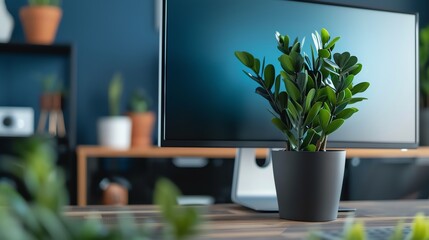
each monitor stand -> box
[231,148,278,211]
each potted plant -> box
[19,0,62,44]
[37,74,66,137]
[420,25,429,145]
[235,28,369,221]
[97,73,132,149]
[127,89,156,148]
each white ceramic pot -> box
[0,0,13,43]
[97,116,131,149]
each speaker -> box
[0,107,34,136]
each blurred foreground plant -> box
[309,212,429,240]
[0,136,200,240]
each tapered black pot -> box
[272,150,346,222]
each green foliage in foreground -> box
[309,213,429,240]
[0,136,200,240]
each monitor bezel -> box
[158,0,419,149]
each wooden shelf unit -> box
[76,145,429,206]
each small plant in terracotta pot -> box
[37,74,66,137]
[20,0,62,44]
[127,89,155,148]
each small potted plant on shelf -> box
[235,28,369,221]
[19,0,62,44]
[97,73,132,149]
[127,89,155,148]
[420,25,429,145]
[37,74,66,137]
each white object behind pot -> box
[97,116,131,149]
[0,0,13,43]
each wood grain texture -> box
[65,200,429,239]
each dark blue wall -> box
[3,0,428,145]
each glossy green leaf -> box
[344,88,352,100]
[325,36,340,49]
[336,108,358,120]
[351,82,370,95]
[285,79,301,102]
[290,41,301,53]
[321,28,330,45]
[319,109,331,131]
[264,64,275,89]
[337,90,346,103]
[307,74,315,89]
[326,87,336,104]
[349,97,368,104]
[234,51,254,68]
[284,129,298,149]
[326,119,345,135]
[278,92,288,110]
[274,75,281,98]
[339,52,351,68]
[350,63,363,75]
[344,56,358,70]
[279,54,294,72]
[253,58,260,75]
[305,88,316,112]
[323,102,331,112]
[324,58,340,69]
[306,144,317,152]
[341,75,354,91]
[272,117,288,132]
[287,100,299,122]
[304,102,322,126]
[255,87,270,101]
[302,128,316,149]
[296,72,308,93]
[318,49,330,58]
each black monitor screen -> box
[159,0,418,148]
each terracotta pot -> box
[19,6,62,45]
[128,112,155,148]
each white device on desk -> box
[0,107,34,136]
[231,148,278,211]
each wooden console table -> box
[76,145,429,206]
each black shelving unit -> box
[0,42,77,204]
[0,42,76,148]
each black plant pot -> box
[272,150,346,222]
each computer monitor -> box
[158,0,418,210]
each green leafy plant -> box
[0,136,200,240]
[28,0,61,6]
[40,74,63,93]
[128,89,151,113]
[421,25,429,108]
[108,73,123,116]
[310,213,429,240]
[235,28,370,151]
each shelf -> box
[0,42,72,55]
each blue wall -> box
[3,0,428,145]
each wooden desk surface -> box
[65,200,429,239]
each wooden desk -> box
[76,146,429,206]
[65,200,429,239]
